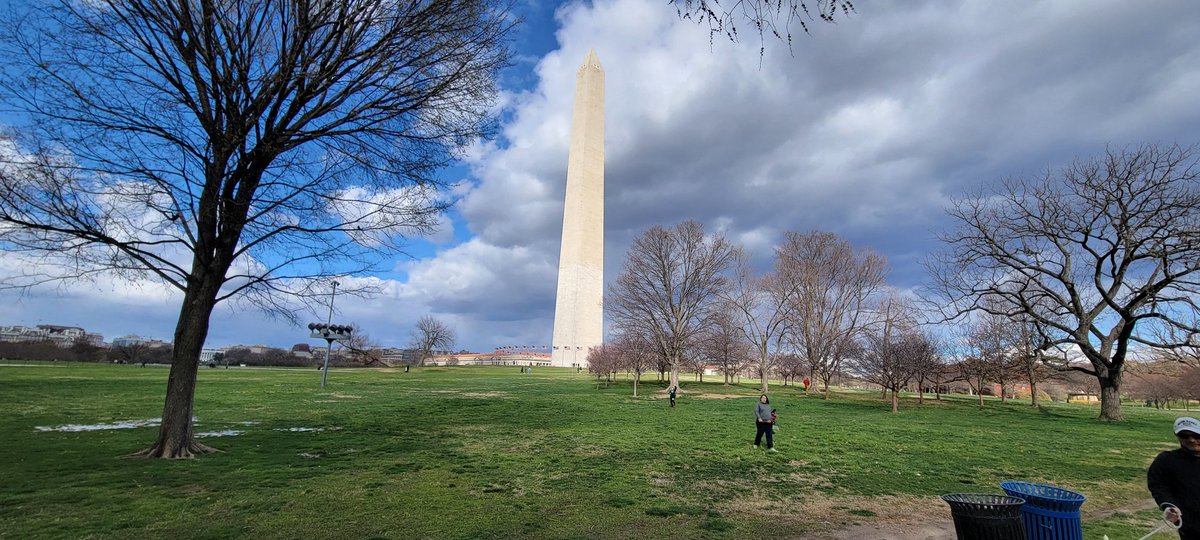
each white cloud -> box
[5,0,1200,352]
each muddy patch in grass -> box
[718,493,949,536]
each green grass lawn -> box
[0,362,1183,539]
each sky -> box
[2,0,1200,353]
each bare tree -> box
[343,325,386,367]
[1126,361,1187,409]
[111,342,152,366]
[957,355,995,407]
[410,316,456,366]
[849,293,921,413]
[671,0,855,52]
[926,352,960,402]
[1011,316,1052,407]
[929,143,1200,421]
[961,317,1014,407]
[773,352,805,387]
[907,330,944,405]
[612,332,655,397]
[722,251,792,393]
[779,231,887,399]
[696,306,753,385]
[0,0,511,457]
[682,345,708,383]
[608,221,738,390]
[586,344,618,388]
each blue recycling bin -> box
[1000,481,1086,540]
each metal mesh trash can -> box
[1000,481,1086,540]
[942,493,1028,540]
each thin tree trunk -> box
[891,388,899,413]
[1029,377,1039,407]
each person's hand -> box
[1165,505,1182,526]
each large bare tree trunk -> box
[1098,376,1123,421]
[1029,377,1039,408]
[136,275,222,458]
[891,389,899,413]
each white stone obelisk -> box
[551,50,604,368]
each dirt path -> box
[809,497,1158,540]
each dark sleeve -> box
[1148,453,1177,508]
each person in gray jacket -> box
[754,394,776,451]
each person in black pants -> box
[1148,416,1200,539]
[668,386,677,408]
[753,394,776,452]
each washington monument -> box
[551,50,604,368]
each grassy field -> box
[0,362,1183,539]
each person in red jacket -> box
[1148,416,1200,539]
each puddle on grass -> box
[196,430,243,438]
[275,427,341,433]
[35,419,162,432]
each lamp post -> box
[309,280,352,387]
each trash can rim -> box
[941,493,1026,505]
[999,480,1086,502]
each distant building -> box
[199,348,224,365]
[0,325,104,347]
[428,351,551,367]
[111,334,171,349]
[380,348,423,365]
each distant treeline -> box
[0,340,379,367]
[0,340,169,364]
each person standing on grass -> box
[1148,416,1200,539]
[753,394,775,451]
[668,386,677,408]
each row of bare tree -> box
[1125,362,1200,410]
[603,222,916,407]
[600,144,1200,420]
[594,266,1092,413]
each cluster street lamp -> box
[309,280,352,387]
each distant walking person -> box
[668,386,677,408]
[1148,416,1200,539]
[753,394,776,451]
